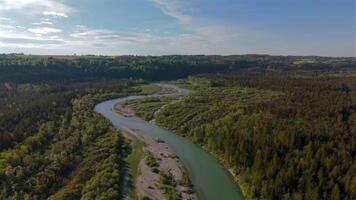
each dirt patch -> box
[122,126,196,200]
[115,103,141,120]
[118,109,197,200]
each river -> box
[94,84,245,200]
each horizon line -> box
[1,53,355,59]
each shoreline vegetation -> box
[114,85,197,200]
[154,74,356,200]
[120,73,356,200]
[0,79,144,199]
[0,54,355,199]
[117,83,255,200]
[123,82,274,199]
[115,110,198,200]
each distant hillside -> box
[0,54,355,83]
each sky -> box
[0,0,355,56]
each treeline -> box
[0,79,139,199]
[0,53,355,200]
[0,80,136,151]
[156,72,356,200]
[0,54,355,83]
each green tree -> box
[331,184,341,200]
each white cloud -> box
[148,0,241,54]
[0,21,162,54]
[149,0,191,24]
[0,17,13,21]
[70,26,159,43]
[0,0,73,16]
[70,28,114,39]
[0,23,64,50]
[0,0,242,55]
[0,1,70,50]
[38,26,161,55]
[0,24,15,29]
[32,21,53,25]
[28,27,62,34]
[43,11,68,18]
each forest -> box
[0,54,355,83]
[0,79,143,199]
[0,54,355,200]
[155,72,356,200]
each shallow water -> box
[94,84,244,200]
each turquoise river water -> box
[94,84,245,200]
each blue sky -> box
[0,0,355,56]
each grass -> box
[235,174,258,200]
[292,59,317,65]
[134,84,177,95]
[159,171,181,200]
[164,79,196,90]
[134,84,164,95]
[290,70,356,79]
[126,137,145,199]
[165,77,212,90]
[145,151,159,173]
[123,96,178,121]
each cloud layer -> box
[0,0,73,15]
[0,0,353,56]
[0,0,245,55]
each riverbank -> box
[200,146,256,200]
[118,91,254,200]
[116,104,197,200]
[95,83,244,200]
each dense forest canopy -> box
[0,79,143,199]
[155,72,356,200]
[0,54,355,199]
[0,54,355,83]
